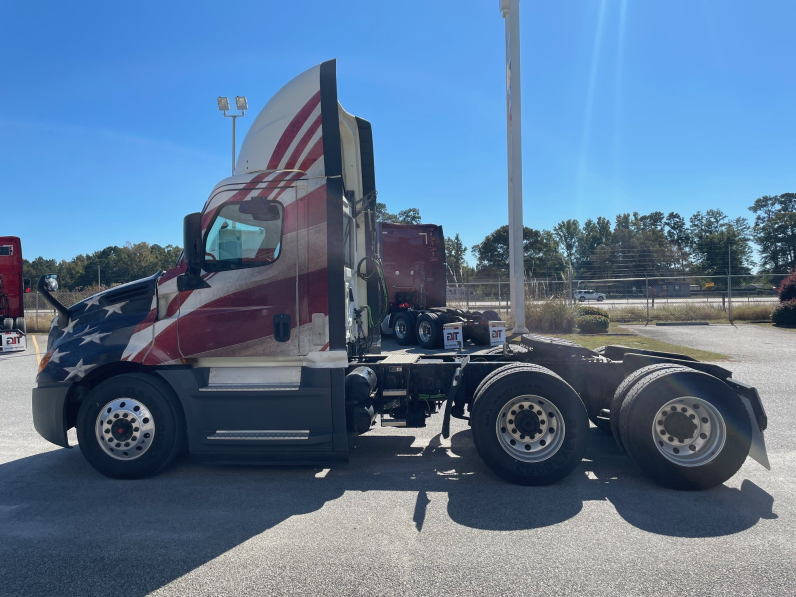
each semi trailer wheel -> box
[2,318,12,331]
[610,363,687,452]
[416,313,443,349]
[15,317,26,333]
[76,373,186,479]
[482,310,500,322]
[471,365,589,485]
[392,312,416,346]
[618,368,751,490]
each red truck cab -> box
[0,236,28,350]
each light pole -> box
[500,0,528,333]
[218,96,247,175]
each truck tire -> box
[76,373,186,479]
[471,364,589,485]
[416,313,443,349]
[618,368,752,490]
[392,311,416,346]
[482,310,500,322]
[610,364,687,452]
[2,318,12,331]
[14,317,26,333]
[470,323,491,345]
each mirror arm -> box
[36,276,70,327]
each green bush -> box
[772,299,796,326]
[525,300,575,333]
[777,269,796,303]
[576,305,609,318]
[576,314,610,334]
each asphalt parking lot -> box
[1,327,794,596]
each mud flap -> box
[741,396,770,470]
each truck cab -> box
[33,60,381,470]
[0,236,28,352]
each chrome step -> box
[207,430,309,441]
[199,384,299,392]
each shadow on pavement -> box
[0,427,776,596]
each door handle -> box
[273,313,291,343]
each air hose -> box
[356,255,389,328]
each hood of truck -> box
[36,272,160,384]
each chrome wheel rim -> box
[652,397,726,467]
[496,395,565,462]
[418,320,433,343]
[394,318,407,340]
[95,398,156,460]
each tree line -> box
[379,193,795,285]
[22,193,793,291]
[23,242,182,291]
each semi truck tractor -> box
[379,222,500,349]
[0,236,28,353]
[32,61,769,489]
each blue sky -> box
[1,1,794,264]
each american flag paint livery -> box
[38,63,338,384]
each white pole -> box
[501,0,528,333]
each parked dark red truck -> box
[31,61,769,490]
[0,236,29,352]
[379,222,500,349]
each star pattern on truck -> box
[49,348,68,364]
[63,318,80,335]
[79,329,111,345]
[83,294,102,308]
[63,358,96,381]
[103,302,127,317]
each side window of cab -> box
[204,198,284,271]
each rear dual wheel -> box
[617,367,752,490]
[392,312,416,346]
[471,365,589,485]
[416,313,446,349]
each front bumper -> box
[32,384,73,448]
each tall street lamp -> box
[218,96,247,175]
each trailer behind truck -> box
[31,60,769,490]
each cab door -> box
[177,187,300,359]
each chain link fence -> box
[445,274,779,323]
[23,291,98,332]
[20,273,780,332]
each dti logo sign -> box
[6,336,19,345]
[446,331,460,342]
[491,329,503,339]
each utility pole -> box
[645,274,650,325]
[98,264,101,288]
[569,261,574,307]
[728,241,732,323]
[500,0,528,333]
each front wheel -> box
[76,373,186,479]
[471,365,589,485]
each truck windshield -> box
[204,200,284,270]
